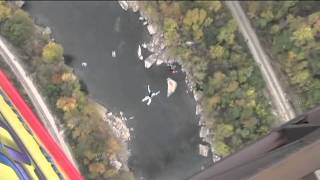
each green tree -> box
[1,9,34,47]
[215,123,234,140]
[210,45,225,59]
[163,17,179,46]
[217,19,237,45]
[183,8,213,41]
[46,84,61,104]
[291,25,314,46]
[214,140,231,157]
[291,69,311,86]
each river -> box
[25,2,211,180]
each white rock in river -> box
[127,1,139,12]
[137,45,143,60]
[199,144,209,157]
[199,126,209,138]
[147,24,157,35]
[198,116,206,126]
[118,1,128,11]
[144,60,153,69]
[144,54,157,69]
[156,59,164,66]
[42,26,52,36]
[196,105,202,115]
[141,43,147,49]
[167,78,177,97]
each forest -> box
[0,2,133,179]
[139,1,275,157]
[242,1,320,113]
[1,0,309,178]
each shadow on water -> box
[63,54,74,66]
[64,54,89,95]
[79,79,89,95]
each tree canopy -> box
[42,42,64,63]
[243,1,320,111]
[1,9,34,47]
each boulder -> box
[196,105,203,115]
[199,126,209,138]
[118,1,128,11]
[199,144,209,157]
[156,59,164,66]
[127,1,139,12]
[167,78,177,97]
[147,24,157,35]
[144,54,157,69]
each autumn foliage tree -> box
[42,42,64,63]
[56,96,77,112]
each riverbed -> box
[25,2,211,179]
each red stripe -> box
[0,70,83,180]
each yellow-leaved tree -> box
[42,42,64,63]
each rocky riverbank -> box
[93,101,131,171]
[119,1,220,162]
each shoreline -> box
[93,100,131,171]
[34,18,132,174]
[121,1,219,162]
